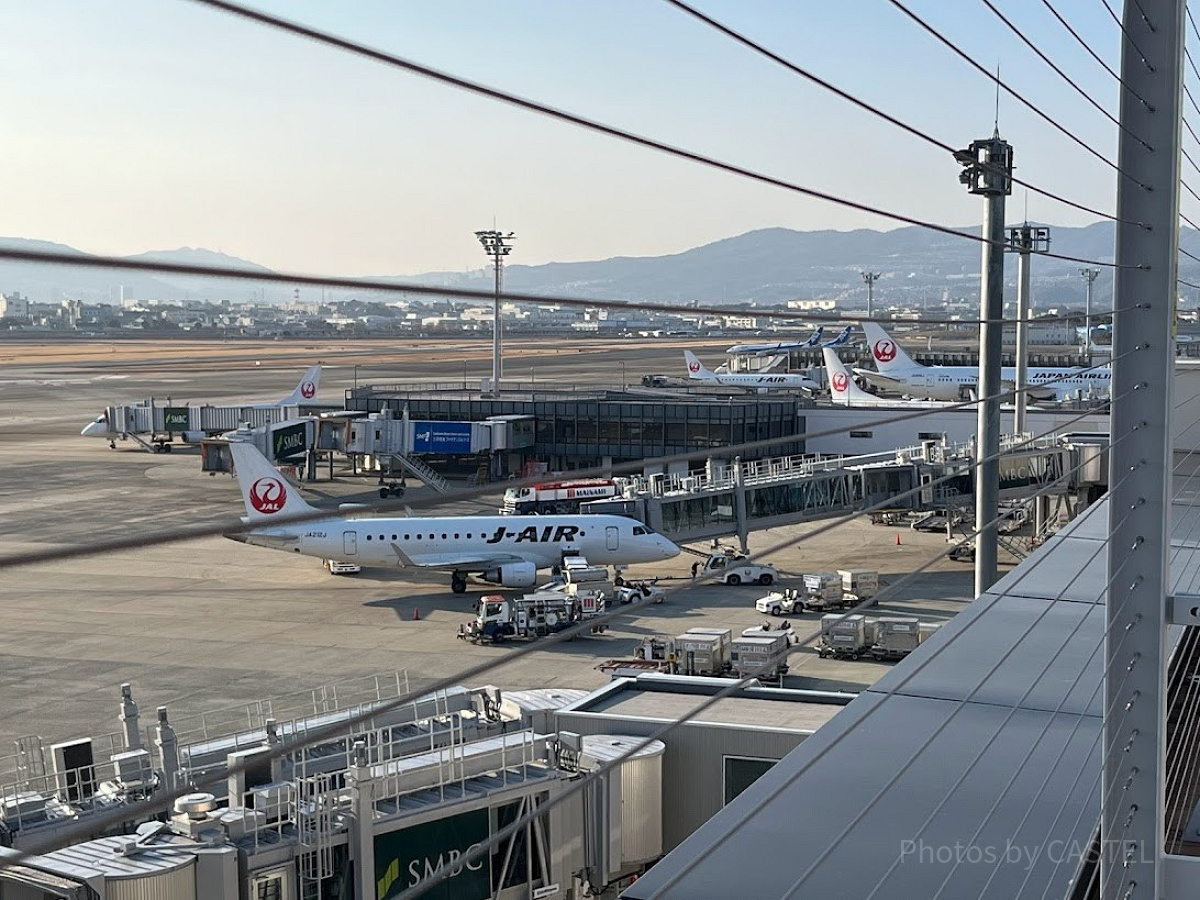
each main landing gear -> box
[451,571,468,594]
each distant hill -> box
[3,223,1199,308]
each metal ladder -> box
[388,453,448,494]
[296,772,336,894]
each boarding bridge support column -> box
[733,456,749,554]
[1104,2,1181,899]
[956,133,1012,595]
[348,741,376,899]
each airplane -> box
[856,323,1111,402]
[81,364,322,449]
[726,327,824,356]
[822,326,854,348]
[822,347,949,408]
[684,351,819,391]
[224,441,680,594]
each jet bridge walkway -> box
[586,434,1095,550]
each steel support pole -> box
[1015,232,1032,437]
[492,254,502,394]
[1104,2,1182,899]
[973,142,1009,596]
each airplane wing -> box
[852,367,910,389]
[389,542,526,571]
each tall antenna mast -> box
[993,63,1001,135]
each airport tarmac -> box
[0,337,998,752]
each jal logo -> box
[249,476,286,514]
[688,361,701,373]
[831,372,850,392]
[873,340,898,363]
[300,380,316,399]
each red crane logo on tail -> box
[872,340,898,363]
[249,477,286,514]
[300,380,316,399]
[688,361,701,373]
[831,372,850,393]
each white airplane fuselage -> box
[856,364,1111,401]
[235,514,678,570]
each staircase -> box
[387,453,448,494]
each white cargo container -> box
[803,572,846,610]
[818,613,868,659]
[838,569,879,601]
[677,627,732,675]
[731,634,791,680]
[870,616,921,660]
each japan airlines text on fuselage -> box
[857,323,1110,401]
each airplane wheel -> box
[451,574,467,594]
[379,488,390,499]
[614,575,625,587]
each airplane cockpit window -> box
[633,526,647,535]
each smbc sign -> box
[272,422,308,461]
[375,809,489,900]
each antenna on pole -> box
[993,63,1001,136]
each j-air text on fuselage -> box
[81,364,323,451]
[223,441,679,594]
[856,323,1111,402]
[683,351,819,392]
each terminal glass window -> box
[723,756,779,805]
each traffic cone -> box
[412,607,421,621]
[896,533,902,546]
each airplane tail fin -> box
[822,347,872,405]
[280,364,321,405]
[861,322,919,372]
[804,326,824,347]
[826,326,853,347]
[683,350,712,380]
[229,441,318,523]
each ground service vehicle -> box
[458,592,606,644]
[755,589,806,616]
[615,581,666,605]
[503,479,621,515]
[698,553,777,586]
[323,559,362,575]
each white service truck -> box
[457,591,607,644]
[755,589,805,616]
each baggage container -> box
[731,633,790,680]
[676,628,731,676]
[818,613,868,659]
[870,616,921,660]
[838,569,879,599]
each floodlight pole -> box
[475,230,516,396]
[861,271,880,319]
[1005,225,1051,436]
[956,133,1012,596]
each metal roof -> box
[622,498,1187,899]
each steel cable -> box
[181,0,1143,267]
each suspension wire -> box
[1182,177,1200,206]
[871,517,1139,900]
[388,438,1140,900]
[1190,0,1200,43]
[0,400,1112,869]
[1187,46,1200,87]
[0,352,1126,575]
[1183,145,1200,177]
[1182,208,1200,230]
[1099,0,1155,71]
[597,431,1140,900]
[182,0,1144,268]
[965,591,1148,900]
[781,480,1143,900]
[888,0,1150,187]
[1181,277,1200,289]
[1184,111,1200,146]
[1039,0,1153,109]
[662,0,1133,226]
[1184,81,1200,120]
[0,246,1123,333]
[979,0,1151,150]
[1182,245,1200,264]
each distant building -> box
[1,293,30,319]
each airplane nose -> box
[81,421,106,437]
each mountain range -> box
[3,222,1198,309]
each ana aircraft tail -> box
[683,350,714,380]
[860,322,920,372]
[824,326,853,347]
[802,326,825,347]
[822,347,873,405]
[229,440,317,523]
[280,365,321,405]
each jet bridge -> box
[584,435,1095,550]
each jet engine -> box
[482,561,538,588]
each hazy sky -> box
[2,1,1146,275]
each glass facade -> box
[349,392,802,465]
